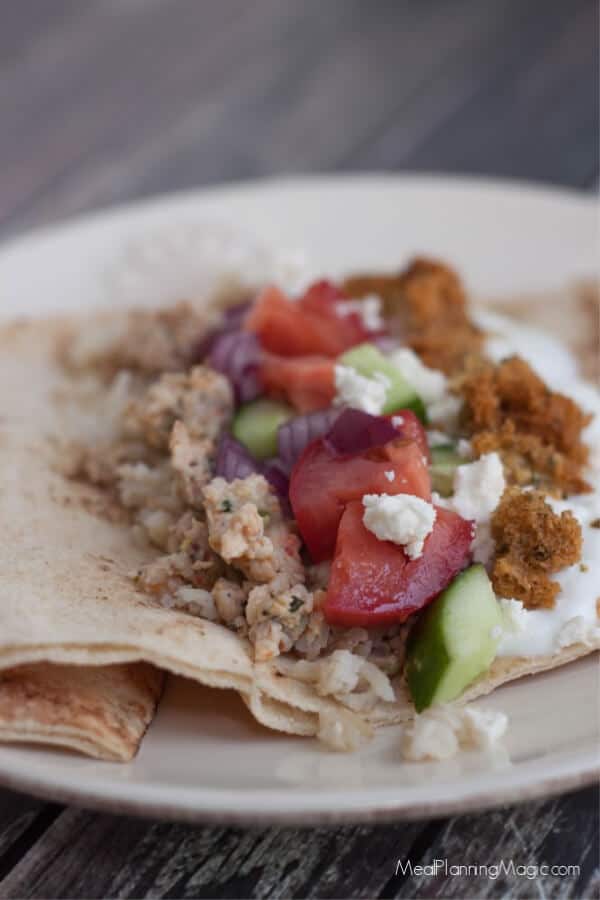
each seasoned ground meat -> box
[491,488,582,608]
[61,303,212,377]
[124,365,233,450]
[212,577,248,632]
[170,422,214,507]
[135,511,223,596]
[202,474,304,585]
[246,579,313,660]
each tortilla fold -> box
[0,662,163,761]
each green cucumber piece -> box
[406,564,502,712]
[232,399,293,460]
[430,445,461,465]
[430,445,462,497]
[339,343,427,421]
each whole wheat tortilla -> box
[0,662,163,761]
[0,297,598,753]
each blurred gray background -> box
[1,0,598,240]
[0,3,598,899]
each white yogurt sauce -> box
[474,309,600,657]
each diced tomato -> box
[259,353,335,413]
[298,279,345,314]
[324,501,474,627]
[387,409,430,462]
[289,438,431,562]
[245,284,371,357]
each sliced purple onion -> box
[261,458,291,511]
[222,298,253,328]
[372,334,400,354]
[192,299,253,362]
[215,435,291,513]
[215,434,259,482]
[323,408,398,457]
[209,330,262,404]
[277,407,341,472]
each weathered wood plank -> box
[0,791,60,884]
[0,0,252,226]
[0,787,597,899]
[351,0,598,188]
[4,0,595,236]
[0,807,428,899]
[385,786,599,899]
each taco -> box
[0,258,598,758]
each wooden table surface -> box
[0,2,598,897]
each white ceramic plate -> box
[0,175,597,824]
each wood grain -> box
[0,1,597,897]
[0,787,597,898]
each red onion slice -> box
[261,458,291,509]
[192,299,253,364]
[215,434,258,481]
[215,435,291,511]
[209,330,262,404]
[277,407,341,471]
[323,408,398,456]
[372,334,400,354]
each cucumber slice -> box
[232,399,293,460]
[339,343,427,422]
[430,445,461,466]
[430,445,462,497]
[406,564,502,712]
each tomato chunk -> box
[324,501,474,627]
[290,438,431,562]
[259,353,335,413]
[386,409,430,462]
[246,284,371,357]
[298,279,345,314]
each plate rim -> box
[0,171,595,257]
[0,744,597,826]
[0,172,598,824]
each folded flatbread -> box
[0,296,597,757]
[0,662,163,761]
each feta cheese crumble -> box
[433,452,505,566]
[388,347,462,426]
[388,348,446,403]
[362,493,436,559]
[392,415,405,427]
[401,704,508,761]
[335,294,383,331]
[334,365,389,414]
[451,453,506,522]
